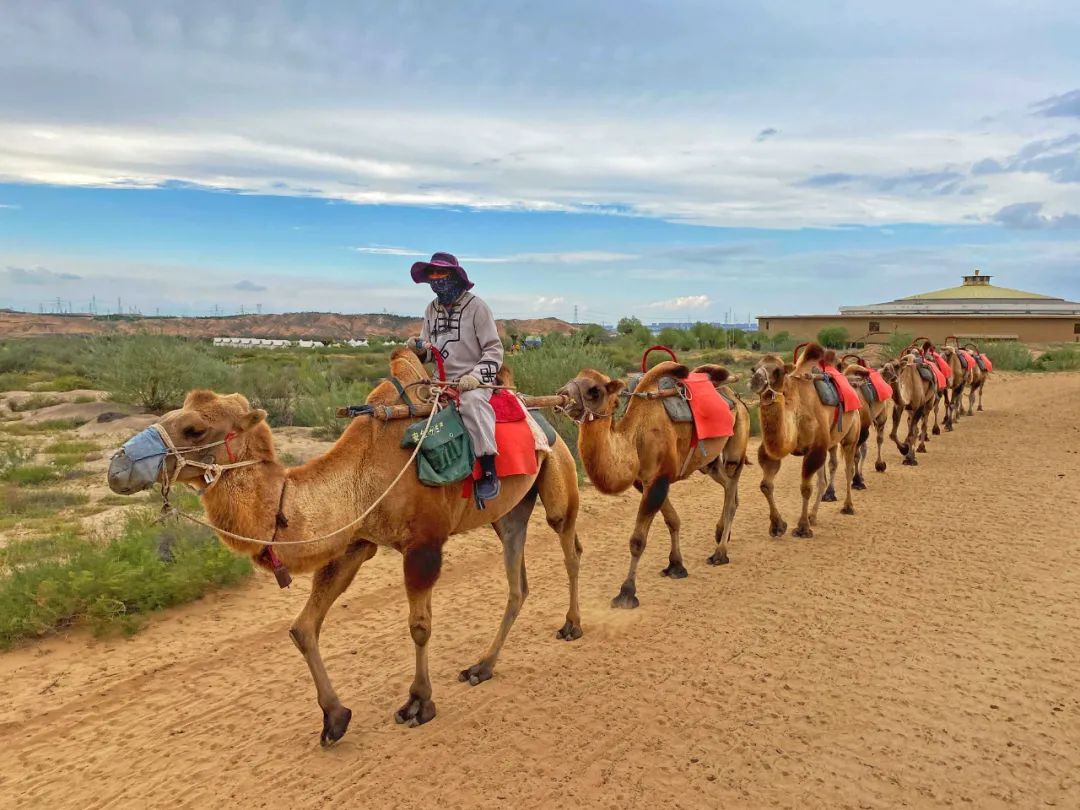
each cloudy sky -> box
[2,1,1079,322]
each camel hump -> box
[796,342,825,369]
[637,360,690,390]
[496,366,514,387]
[843,364,871,377]
[691,364,733,385]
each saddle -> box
[811,366,860,430]
[974,354,988,372]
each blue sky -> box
[2,1,1079,321]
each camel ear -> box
[782,362,795,375]
[238,408,268,431]
[605,379,626,397]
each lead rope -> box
[156,393,444,548]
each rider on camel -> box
[409,252,503,504]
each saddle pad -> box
[461,419,538,499]
[974,354,988,372]
[926,361,947,391]
[867,369,893,402]
[929,351,952,381]
[917,363,936,385]
[490,389,527,422]
[527,408,558,446]
[957,349,973,370]
[814,378,839,408]
[821,366,860,413]
[659,375,693,423]
[683,373,735,440]
[980,353,993,372]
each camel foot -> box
[902,457,918,467]
[945,424,953,432]
[706,548,729,566]
[320,705,352,748]
[852,475,867,490]
[769,518,788,538]
[841,504,855,516]
[875,461,887,473]
[978,406,983,412]
[611,582,639,609]
[394,694,436,727]
[458,661,494,686]
[917,444,927,454]
[821,488,837,503]
[932,425,940,435]
[792,525,814,539]
[660,561,688,579]
[556,620,583,641]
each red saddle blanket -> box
[683,373,734,444]
[929,351,952,381]
[867,369,894,402]
[821,366,861,413]
[980,353,994,372]
[461,391,537,498]
[926,360,947,391]
[958,349,977,370]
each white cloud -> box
[643,295,711,310]
[0,204,20,209]
[463,251,637,264]
[532,296,567,311]
[351,245,427,256]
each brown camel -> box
[879,350,935,466]
[937,343,969,429]
[107,349,582,747]
[749,343,862,538]
[964,343,989,413]
[820,352,891,497]
[558,361,750,609]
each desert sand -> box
[1,371,1078,809]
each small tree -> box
[816,326,850,349]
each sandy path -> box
[1,372,1079,809]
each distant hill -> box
[0,310,578,341]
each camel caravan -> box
[101,246,993,747]
[106,337,994,747]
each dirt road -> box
[2,372,1079,809]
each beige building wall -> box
[756,314,1080,344]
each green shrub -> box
[0,418,88,435]
[0,464,58,486]
[1033,345,1080,371]
[89,335,232,412]
[36,376,95,392]
[0,509,252,647]
[45,440,100,455]
[881,332,915,361]
[8,394,64,412]
[816,326,850,349]
[982,342,1032,371]
[0,486,89,517]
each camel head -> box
[108,390,270,495]
[557,369,626,422]
[750,355,796,401]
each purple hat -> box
[410,252,474,289]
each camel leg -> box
[612,475,668,608]
[901,407,920,465]
[795,449,827,538]
[536,449,583,641]
[459,489,538,685]
[658,497,689,579]
[874,414,887,472]
[852,442,868,489]
[840,438,857,515]
[917,403,930,453]
[889,402,905,455]
[758,446,787,538]
[967,385,976,416]
[395,543,444,728]
[707,459,743,565]
[978,381,985,411]
[822,445,839,502]
[289,540,378,747]
[931,397,941,435]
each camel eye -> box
[184,425,207,440]
[586,385,602,399]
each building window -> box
[869,321,881,333]
[764,320,770,330]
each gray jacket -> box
[419,292,504,384]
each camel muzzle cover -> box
[108,426,168,494]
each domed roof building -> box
[758,270,1080,345]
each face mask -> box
[108,425,169,494]
[429,275,465,306]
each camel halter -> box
[153,423,263,497]
[556,378,614,425]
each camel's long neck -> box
[199,422,374,570]
[577,410,641,494]
[759,384,800,458]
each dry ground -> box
[1,371,1079,809]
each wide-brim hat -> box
[410,252,474,289]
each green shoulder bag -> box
[400,403,475,487]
